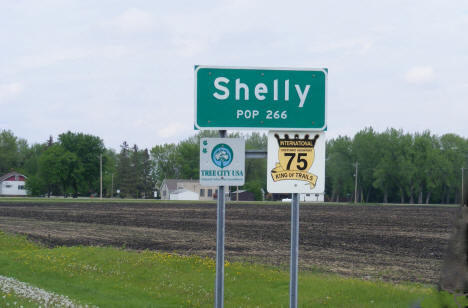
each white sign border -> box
[199,137,246,187]
[194,65,328,131]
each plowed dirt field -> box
[0,201,458,284]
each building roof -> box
[161,179,199,191]
[0,171,27,182]
[231,190,247,194]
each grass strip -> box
[0,230,464,307]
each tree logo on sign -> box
[211,144,233,168]
[271,134,320,188]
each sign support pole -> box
[290,192,300,308]
[215,130,227,308]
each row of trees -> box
[1,128,467,203]
[0,131,106,197]
[148,131,267,200]
[115,142,153,198]
[0,129,267,199]
[326,128,468,204]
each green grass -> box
[0,231,464,307]
[0,196,460,208]
[0,290,39,308]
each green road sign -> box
[194,66,327,130]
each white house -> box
[302,193,324,202]
[282,193,325,202]
[160,179,219,201]
[169,189,199,201]
[0,171,27,196]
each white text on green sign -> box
[195,66,327,130]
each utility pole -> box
[354,162,359,204]
[100,154,103,199]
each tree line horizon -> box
[0,127,467,204]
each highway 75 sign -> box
[194,66,327,131]
[267,131,325,193]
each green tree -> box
[372,129,412,203]
[0,130,19,174]
[24,175,46,196]
[326,136,354,202]
[38,144,82,196]
[140,148,155,198]
[115,145,154,199]
[130,145,141,198]
[19,143,47,177]
[440,134,468,204]
[243,132,267,195]
[175,140,199,180]
[411,132,441,204]
[245,132,267,150]
[421,134,445,204]
[151,143,178,183]
[352,127,383,202]
[395,132,416,203]
[23,143,48,196]
[244,180,264,201]
[58,131,105,195]
[116,141,133,198]
[102,149,117,197]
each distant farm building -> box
[281,193,325,202]
[0,171,27,196]
[160,179,219,201]
[302,193,324,202]
[230,190,255,201]
[169,189,199,201]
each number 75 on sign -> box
[267,131,325,194]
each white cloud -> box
[104,8,156,33]
[18,48,92,70]
[16,45,131,72]
[0,82,23,102]
[309,38,374,55]
[171,37,207,57]
[404,66,436,84]
[157,122,186,138]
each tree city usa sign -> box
[194,66,327,130]
[199,138,245,186]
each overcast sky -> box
[1,0,467,150]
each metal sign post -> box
[290,193,300,308]
[215,129,226,308]
[215,184,225,308]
